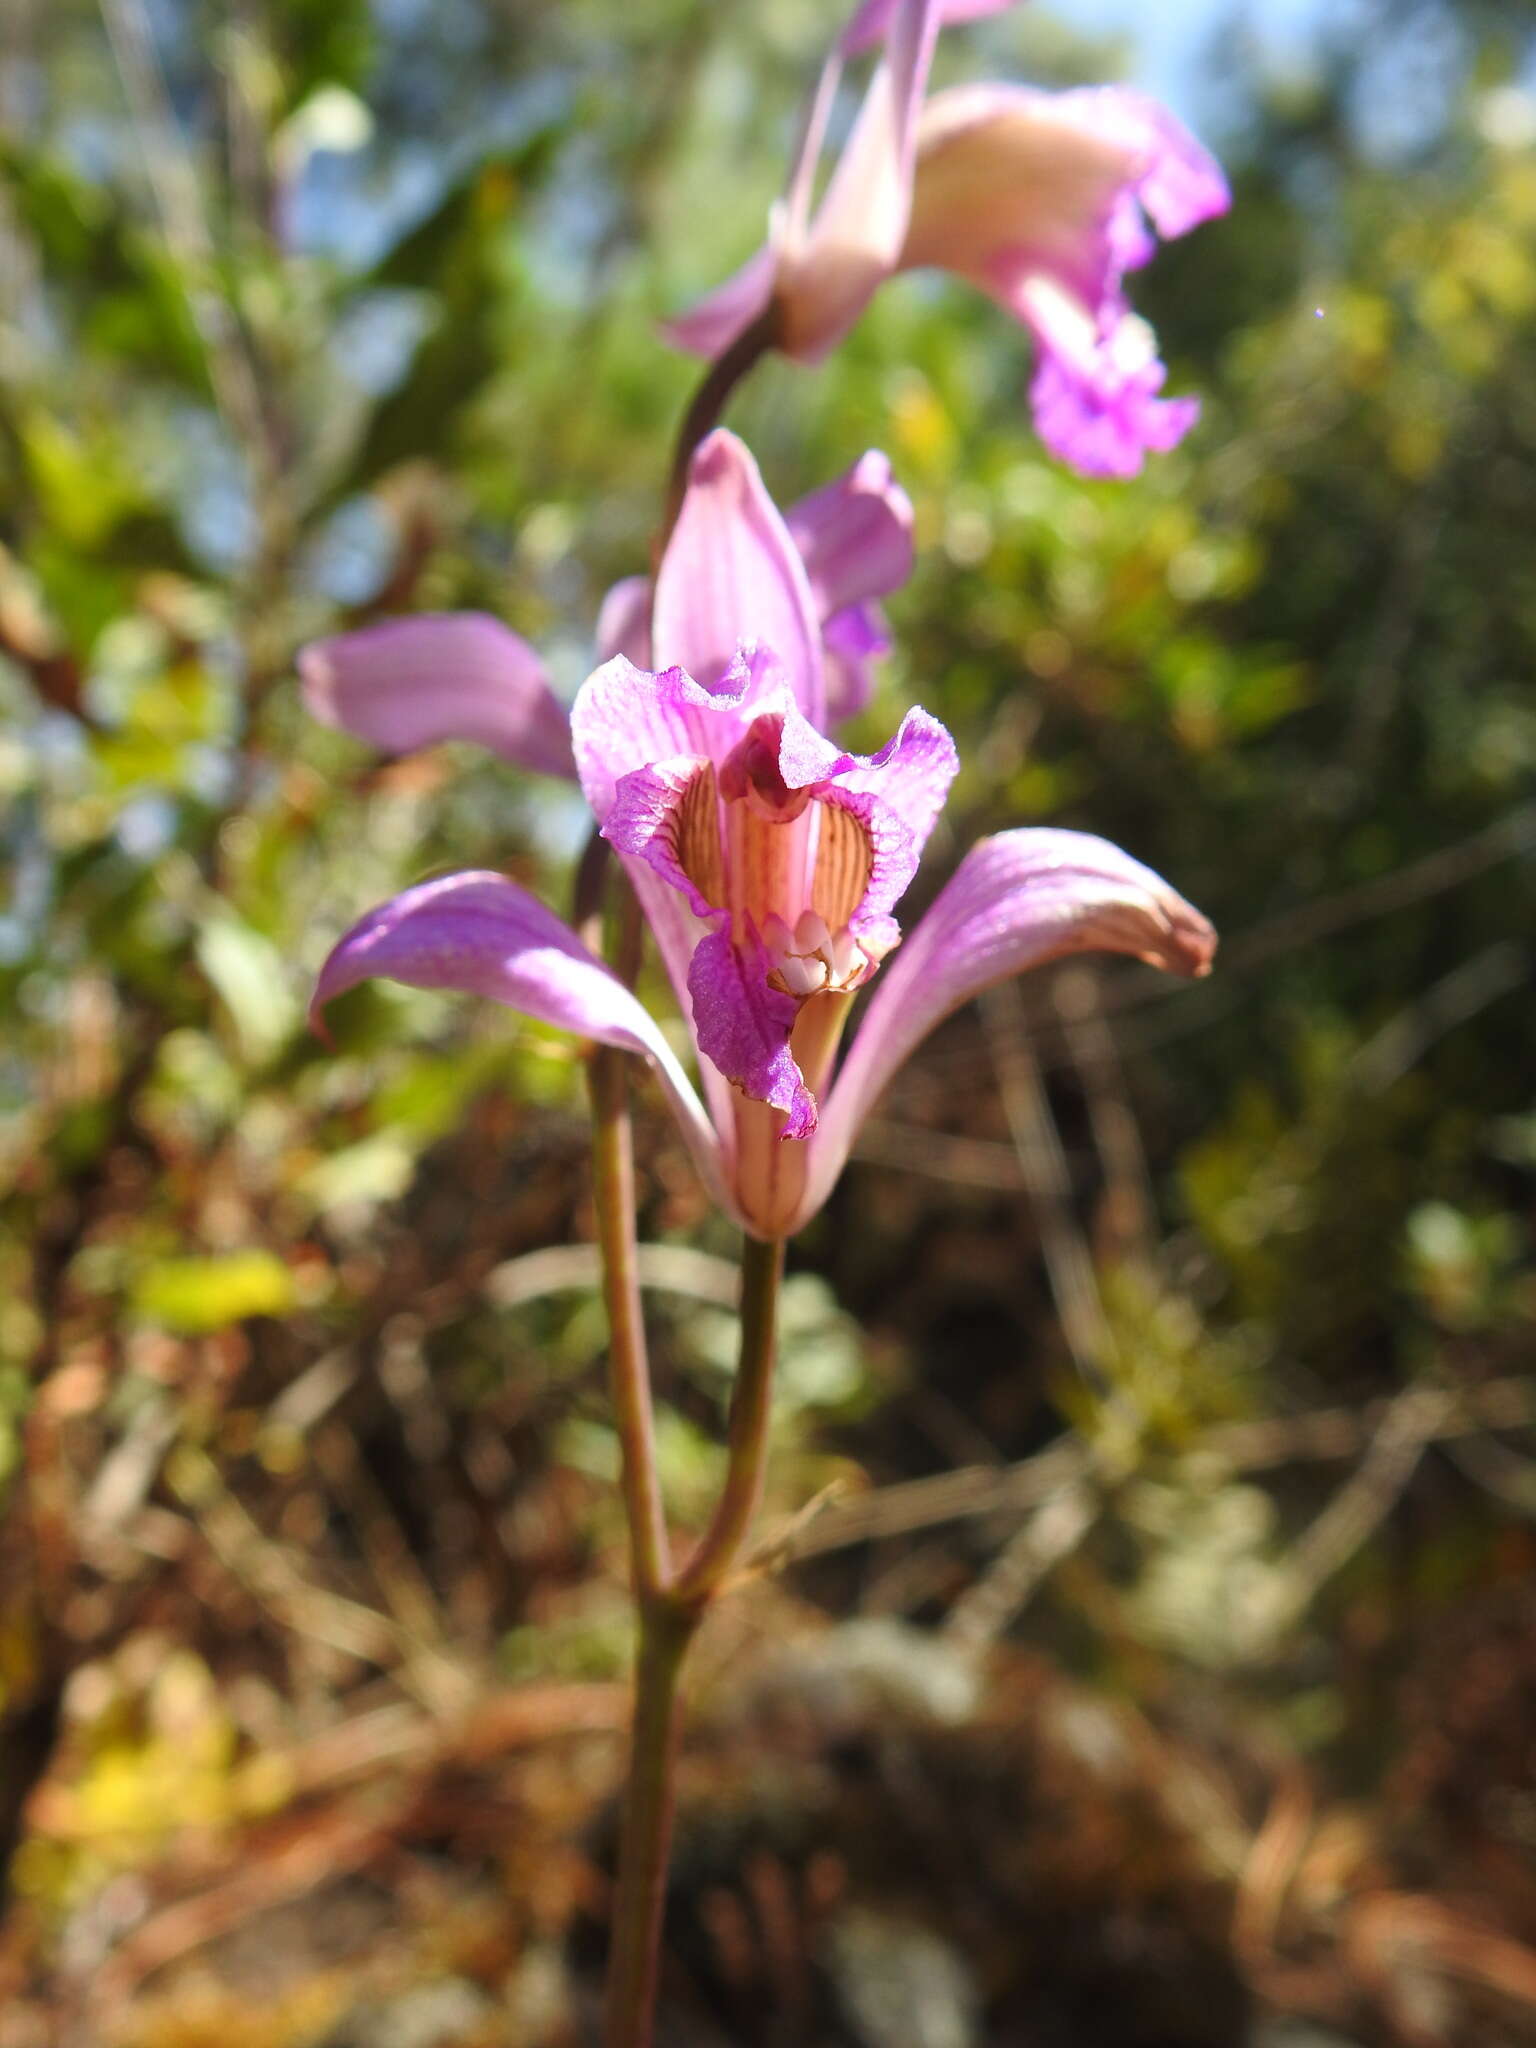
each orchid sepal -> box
[791,827,1216,1229]
[300,613,576,780]
[653,431,827,727]
[310,870,732,1216]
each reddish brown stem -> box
[672,1233,785,1603]
[654,302,782,562]
[589,1041,671,1602]
[602,1596,697,2048]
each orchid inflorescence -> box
[300,5,1227,2043]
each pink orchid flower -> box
[666,0,1230,479]
[304,431,1214,1239]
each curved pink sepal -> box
[662,244,778,360]
[300,613,575,780]
[311,871,725,1204]
[796,829,1214,1225]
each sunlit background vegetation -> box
[4,0,1536,2041]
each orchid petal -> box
[570,650,955,1144]
[652,431,826,725]
[784,50,845,248]
[573,648,836,956]
[797,830,1215,1225]
[571,656,717,823]
[575,669,829,1149]
[299,614,575,780]
[1095,89,1232,243]
[606,755,723,921]
[902,83,1228,476]
[665,0,1018,360]
[1028,325,1200,479]
[619,851,746,1163]
[311,871,726,1204]
[834,703,957,850]
[904,84,1227,307]
[780,0,943,360]
[573,649,765,821]
[597,448,912,727]
[661,242,779,360]
[569,654,726,1034]
[786,450,915,618]
[631,862,744,1154]
[668,47,846,360]
[569,650,786,1148]
[596,575,653,668]
[811,705,959,930]
[787,445,912,720]
[574,645,837,844]
[822,604,890,723]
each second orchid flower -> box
[667,0,1230,479]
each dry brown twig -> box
[764,1376,1535,1564]
[1249,1384,1458,1646]
[981,978,1115,1386]
[941,1475,1101,1651]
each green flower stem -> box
[602,1593,698,2048]
[583,860,678,2041]
[589,1041,671,1602]
[671,1232,786,1603]
[601,1231,786,2047]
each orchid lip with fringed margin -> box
[305,430,1215,1240]
[665,0,1231,479]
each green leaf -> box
[334,136,563,495]
[196,916,300,1064]
[269,0,375,106]
[132,1251,296,1333]
[0,147,209,390]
